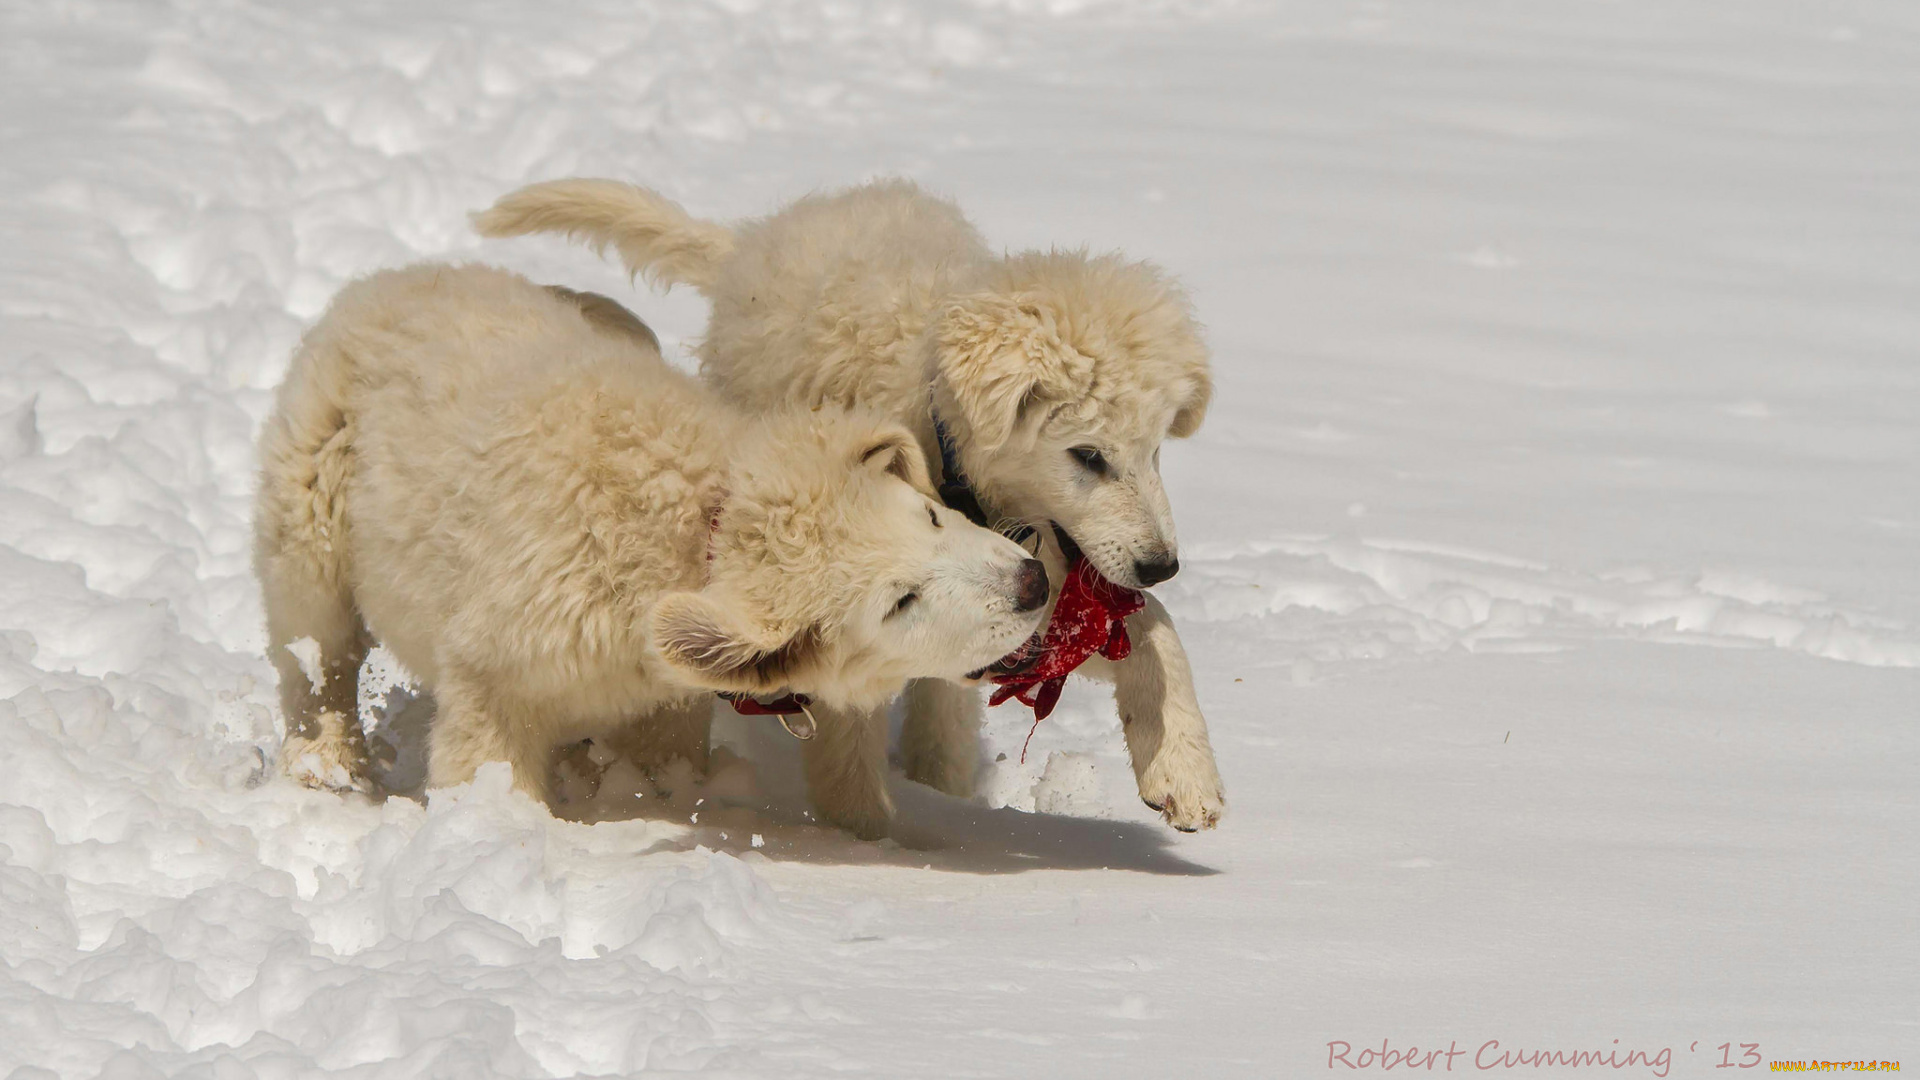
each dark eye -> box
[890,591,919,616]
[1069,446,1109,476]
[927,505,941,528]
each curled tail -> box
[473,179,735,292]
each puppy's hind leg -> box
[900,678,982,798]
[256,407,373,793]
[268,607,372,795]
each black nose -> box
[1014,559,1050,612]
[1134,556,1179,587]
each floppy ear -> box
[1168,374,1213,438]
[857,425,935,497]
[650,591,820,694]
[934,292,1086,452]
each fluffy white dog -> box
[476,179,1227,832]
[254,263,1048,837]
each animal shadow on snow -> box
[359,672,1215,877]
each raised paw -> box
[1138,755,1224,833]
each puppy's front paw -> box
[812,790,895,842]
[1138,755,1223,833]
[902,743,975,799]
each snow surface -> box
[3,1,1917,1076]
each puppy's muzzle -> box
[1134,555,1180,587]
[1014,559,1050,612]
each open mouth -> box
[967,626,1046,681]
[1051,522,1084,565]
[963,522,1082,681]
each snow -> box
[2,1,1916,1076]
[1032,752,1104,817]
[283,638,325,692]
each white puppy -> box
[253,263,1047,838]
[476,179,1225,832]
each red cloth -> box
[720,692,809,715]
[989,554,1145,752]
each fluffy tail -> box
[473,179,736,292]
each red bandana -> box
[989,553,1145,760]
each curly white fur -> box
[254,263,1043,835]
[476,179,1225,832]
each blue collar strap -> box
[932,412,1037,548]
[932,413,990,529]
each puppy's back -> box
[701,181,992,417]
[310,264,730,684]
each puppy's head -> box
[650,411,1048,709]
[930,250,1211,589]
